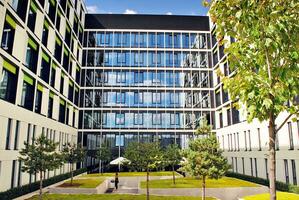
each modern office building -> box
[0,0,298,194]
[78,14,214,166]
[0,0,85,192]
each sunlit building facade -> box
[78,14,214,164]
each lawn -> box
[243,192,299,200]
[27,194,216,200]
[140,177,258,188]
[58,178,105,188]
[82,171,180,178]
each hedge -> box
[0,168,87,200]
[226,172,299,194]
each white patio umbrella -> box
[110,157,130,172]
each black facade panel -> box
[85,14,210,31]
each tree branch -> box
[276,113,293,133]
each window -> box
[134,72,143,83]
[47,0,56,23]
[257,128,262,151]
[42,20,49,46]
[284,159,289,184]
[248,130,252,151]
[254,158,258,177]
[265,158,269,180]
[134,113,143,125]
[1,14,16,54]
[170,113,179,125]
[14,120,20,150]
[153,113,161,125]
[242,157,245,174]
[170,93,179,105]
[50,63,56,87]
[0,60,18,104]
[40,52,50,83]
[60,73,64,94]
[250,158,253,176]
[288,122,294,150]
[134,92,143,104]
[116,72,126,83]
[59,99,66,123]
[25,37,38,73]
[116,113,125,125]
[116,92,125,104]
[34,84,43,114]
[56,9,61,31]
[76,66,80,83]
[27,1,37,32]
[291,160,297,185]
[63,48,70,71]
[5,118,12,150]
[68,81,74,102]
[235,157,238,173]
[152,92,161,104]
[54,36,62,62]
[11,0,28,21]
[244,131,247,151]
[65,24,71,46]
[116,135,124,147]
[48,92,54,118]
[11,160,16,188]
[237,132,240,151]
[21,74,35,110]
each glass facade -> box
[81,31,214,158]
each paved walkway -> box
[109,176,269,200]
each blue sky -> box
[85,0,209,16]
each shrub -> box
[226,172,299,194]
[0,168,86,200]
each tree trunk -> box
[99,161,101,174]
[269,114,276,200]
[202,176,206,200]
[172,165,176,185]
[39,171,43,200]
[146,168,150,200]
[70,164,74,186]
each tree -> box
[181,134,229,200]
[62,143,85,185]
[163,144,182,184]
[204,1,299,199]
[196,117,212,135]
[124,142,162,200]
[96,144,111,174]
[19,135,62,200]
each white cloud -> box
[86,5,98,13]
[124,9,138,14]
[166,12,173,15]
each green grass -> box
[243,192,299,200]
[82,171,180,178]
[58,178,105,188]
[140,177,259,188]
[27,194,216,200]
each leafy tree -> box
[124,142,162,200]
[196,117,212,135]
[163,144,182,184]
[204,1,299,199]
[19,135,62,200]
[62,143,85,185]
[96,144,111,174]
[181,134,229,200]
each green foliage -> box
[205,0,299,122]
[181,134,229,179]
[163,144,182,167]
[196,117,212,135]
[124,142,162,171]
[62,143,85,165]
[96,144,111,164]
[0,168,86,200]
[244,192,299,200]
[19,135,63,175]
[226,172,299,194]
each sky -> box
[85,0,209,16]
